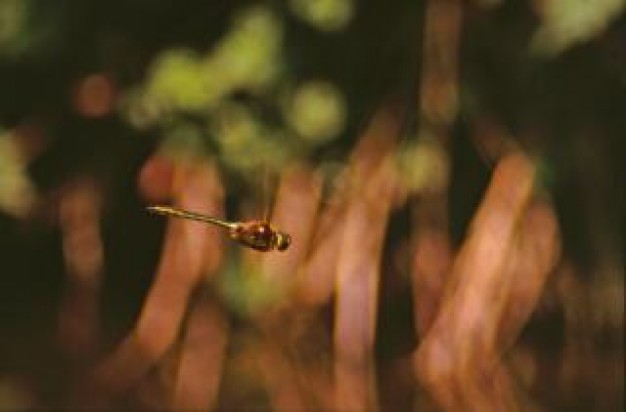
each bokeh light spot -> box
[286,80,346,145]
[396,138,449,195]
[289,0,354,32]
[531,0,625,55]
[74,73,116,118]
[0,130,37,217]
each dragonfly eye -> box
[275,232,291,251]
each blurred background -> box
[0,0,623,410]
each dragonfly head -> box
[274,231,291,251]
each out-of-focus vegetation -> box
[0,0,623,411]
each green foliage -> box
[0,0,29,55]
[289,0,355,32]
[211,102,293,173]
[0,0,62,58]
[0,130,36,217]
[148,49,213,112]
[125,6,284,126]
[216,258,284,316]
[121,4,348,180]
[532,0,625,55]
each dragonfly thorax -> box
[230,221,290,252]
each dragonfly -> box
[146,205,291,252]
